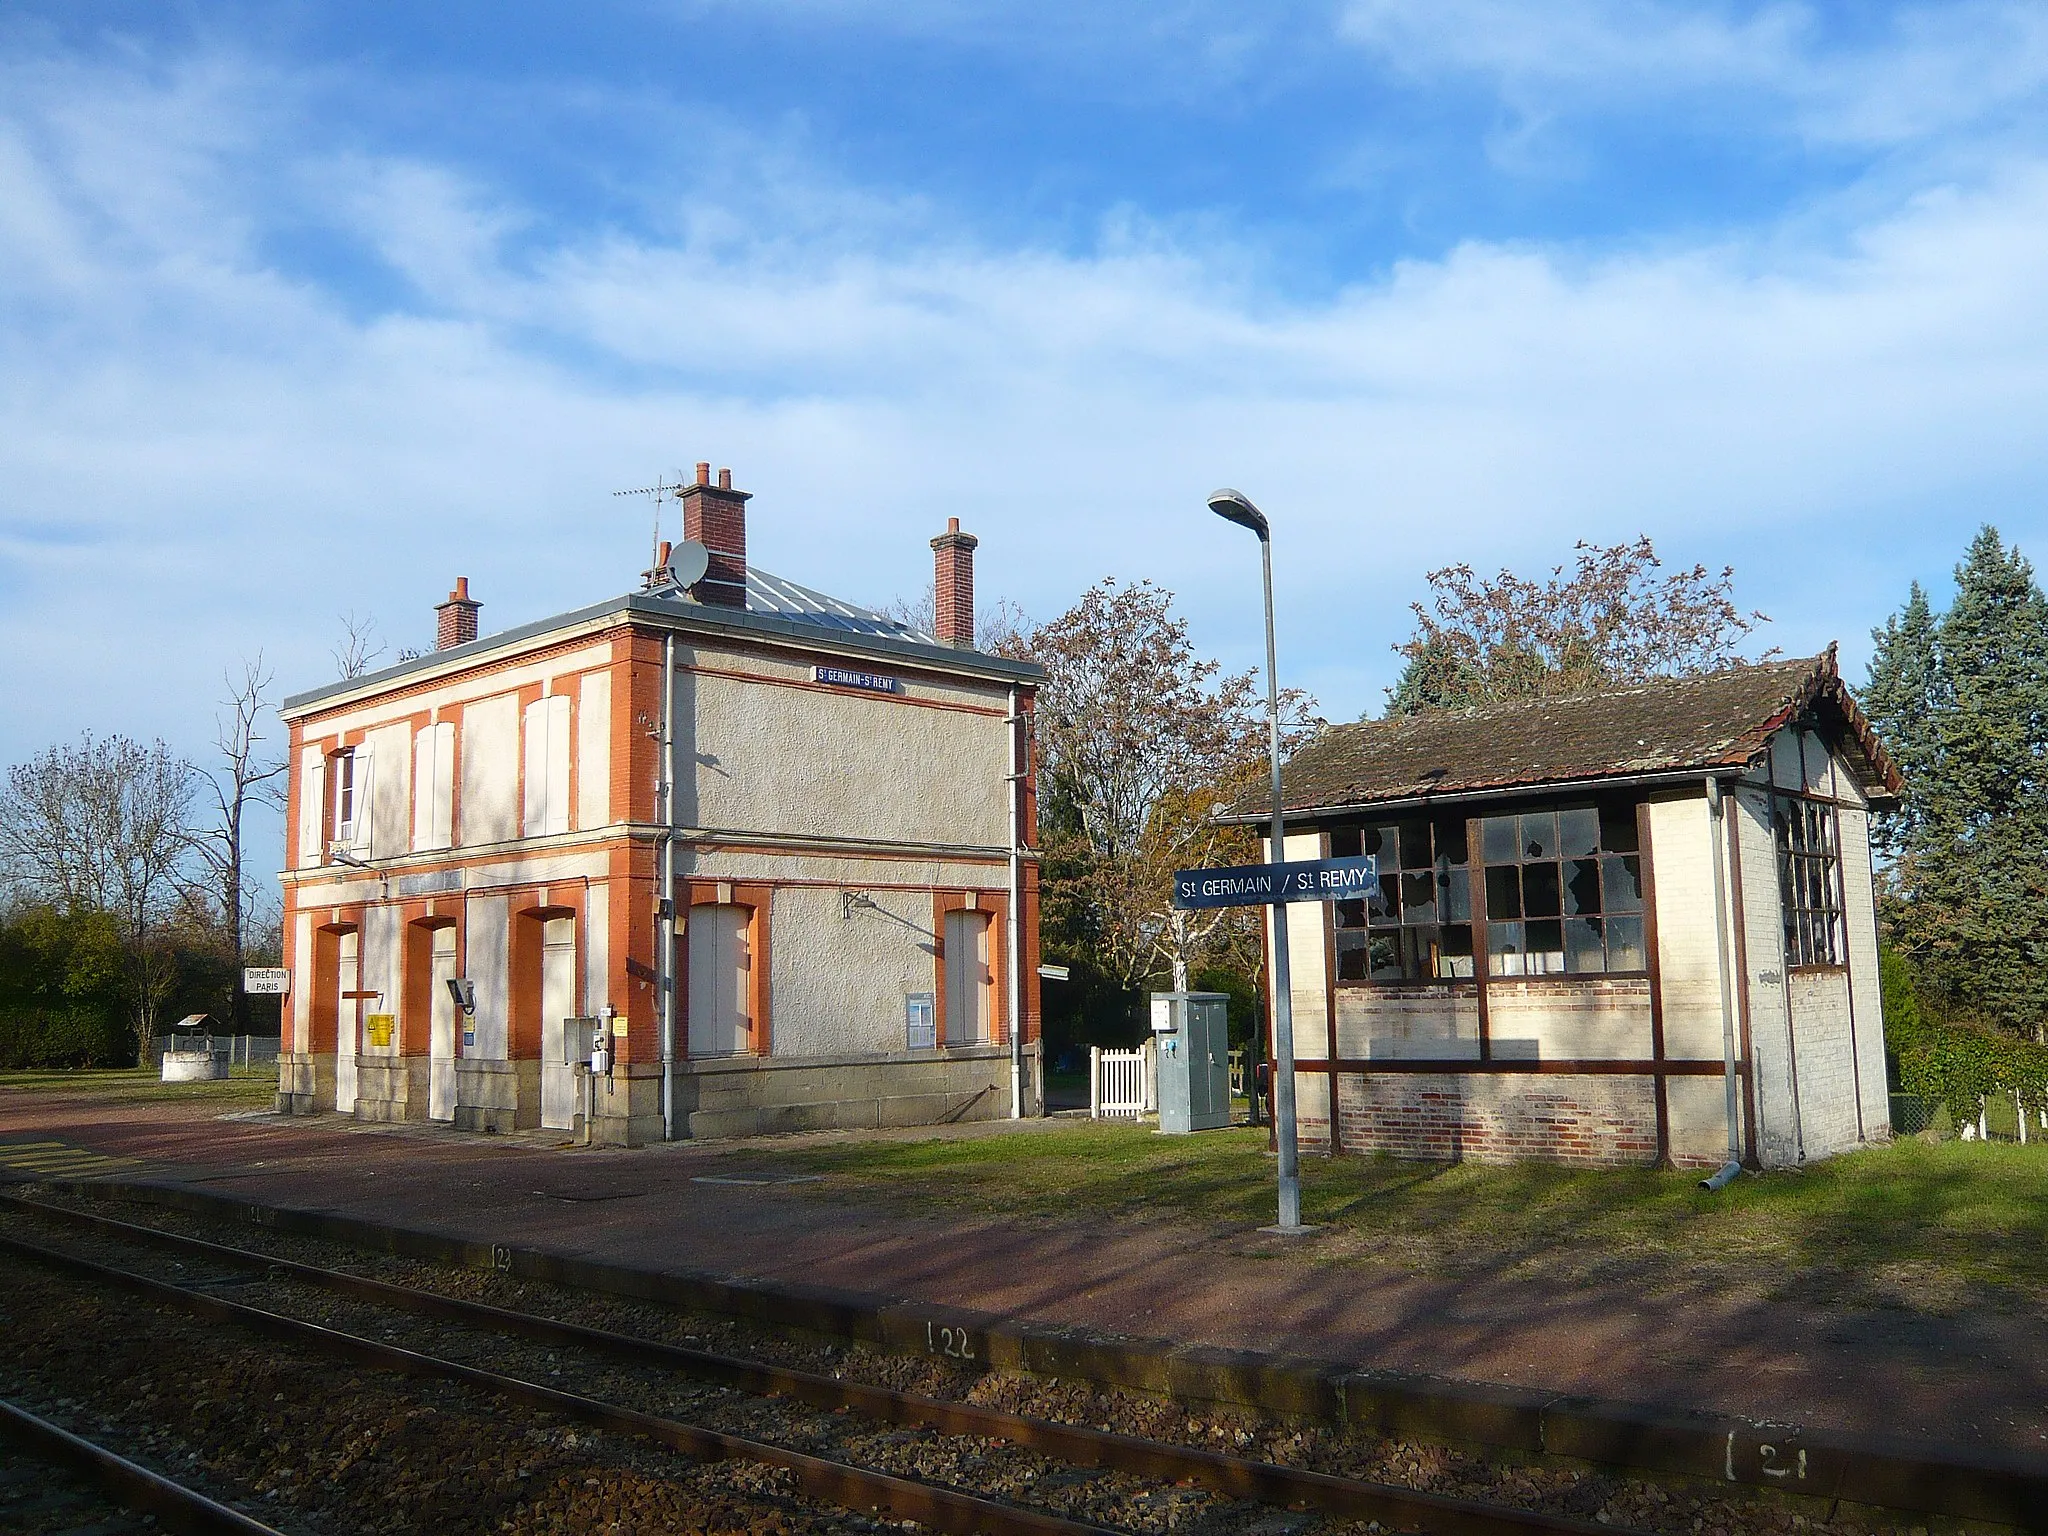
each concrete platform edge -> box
[47,1177,2048,1528]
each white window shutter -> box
[297,749,325,869]
[434,723,456,848]
[546,696,571,835]
[413,730,436,852]
[351,743,376,859]
[523,700,548,837]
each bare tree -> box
[881,584,1033,655]
[1388,536,1775,715]
[0,733,198,1055]
[333,611,385,680]
[186,655,289,1032]
[1031,579,1318,991]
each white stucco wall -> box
[361,903,403,1056]
[460,694,520,847]
[764,885,939,1058]
[465,893,509,1061]
[1264,831,1333,1146]
[365,722,412,860]
[1485,979,1652,1060]
[1334,987,1481,1058]
[1729,783,1800,1166]
[673,654,1010,848]
[1839,805,1891,1139]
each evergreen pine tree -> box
[1867,527,2048,1038]
[1861,582,1941,862]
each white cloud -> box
[1,28,2044,822]
[1339,0,2048,148]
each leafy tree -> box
[0,903,130,1067]
[0,732,197,1055]
[1387,537,1773,715]
[1028,578,1318,998]
[1866,527,2048,1038]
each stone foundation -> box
[275,1052,335,1116]
[352,1055,431,1123]
[453,1059,540,1133]
[1333,1071,1660,1167]
[672,1043,1040,1140]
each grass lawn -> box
[758,1122,2048,1313]
[0,1066,280,1110]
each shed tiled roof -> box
[1231,650,1902,820]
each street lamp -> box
[1207,487,1305,1232]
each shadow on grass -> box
[763,1124,2048,1309]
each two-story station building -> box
[277,465,1043,1144]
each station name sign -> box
[814,665,899,694]
[1172,855,1380,910]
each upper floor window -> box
[1331,817,1473,982]
[1775,794,1842,968]
[328,749,357,852]
[1480,802,1644,976]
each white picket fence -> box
[1089,1043,1155,1119]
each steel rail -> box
[0,1228,1113,1536]
[0,1396,288,1536]
[2,1194,1625,1536]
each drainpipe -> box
[1701,775,1743,1192]
[660,631,677,1142]
[1006,686,1025,1119]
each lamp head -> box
[1207,488,1269,539]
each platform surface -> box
[4,1085,2044,1460]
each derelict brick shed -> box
[1233,651,1902,1169]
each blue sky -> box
[5,1,2048,817]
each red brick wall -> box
[682,466,750,608]
[931,519,978,646]
[1334,1072,1660,1167]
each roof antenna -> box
[613,474,684,582]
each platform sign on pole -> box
[1171,855,1378,910]
[242,966,290,996]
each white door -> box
[335,931,359,1114]
[428,927,457,1122]
[687,904,751,1058]
[539,918,578,1130]
[944,910,991,1045]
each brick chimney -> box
[435,577,480,650]
[680,462,751,608]
[931,518,978,648]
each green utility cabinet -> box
[1151,991,1231,1133]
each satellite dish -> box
[662,540,710,590]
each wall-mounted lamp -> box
[842,890,880,920]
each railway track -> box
[0,1396,288,1534]
[0,1190,1638,1536]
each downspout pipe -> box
[1006,686,1025,1119]
[1701,774,1743,1193]
[660,631,677,1143]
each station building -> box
[276,465,1043,1144]
[1240,651,1901,1168]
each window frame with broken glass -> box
[1329,798,1648,985]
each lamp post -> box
[1208,487,1304,1232]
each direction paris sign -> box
[242,967,290,996]
[1172,855,1380,910]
